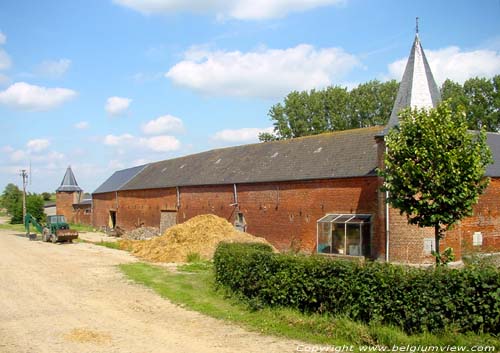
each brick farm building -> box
[57,34,500,264]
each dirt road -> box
[0,229,301,353]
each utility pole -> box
[20,169,28,224]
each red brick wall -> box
[90,175,500,262]
[56,191,80,223]
[92,192,116,229]
[385,179,500,263]
[456,177,500,253]
[235,179,378,252]
[117,188,177,229]
[73,206,91,226]
[91,177,380,255]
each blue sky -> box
[0,0,499,194]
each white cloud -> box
[74,121,89,129]
[4,143,63,163]
[104,133,180,152]
[113,0,343,20]
[166,44,360,98]
[387,46,500,85]
[212,127,273,143]
[0,49,11,70]
[142,115,184,135]
[0,31,6,45]
[104,133,135,146]
[140,135,180,152]
[105,96,132,116]
[27,139,50,153]
[35,59,71,79]
[0,82,77,111]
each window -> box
[423,238,435,254]
[317,214,371,257]
[234,212,247,232]
[473,232,483,246]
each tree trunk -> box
[434,224,441,265]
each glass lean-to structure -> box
[317,214,371,257]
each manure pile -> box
[119,214,272,262]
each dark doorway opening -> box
[109,210,117,229]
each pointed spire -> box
[56,166,82,192]
[382,27,441,134]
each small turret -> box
[56,166,82,223]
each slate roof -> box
[120,126,380,191]
[486,133,500,177]
[73,198,92,207]
[56,166,82,192]
[379,34,441,136]
[93,164,148,194]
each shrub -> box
[213,243,500,334]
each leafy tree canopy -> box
[9,193,45,224]
[260,80,398,141]
[1,184,45,224]
[379,101,493,262]
[262,75,500,141]
[1,183,22,215]
[442,75,500,132]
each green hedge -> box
[213,243,500,334]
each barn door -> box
[160,211,177,234]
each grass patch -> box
[94,241,120,250]
[119,262,499,349]
[69,223,98,232]
[77,238,120,250]
[0,222,26,232]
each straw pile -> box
[119,214,273,262]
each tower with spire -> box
[381,21,441,135]
[376,22,445,263]
[55,166,83,223]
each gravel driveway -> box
[0,229,300,353]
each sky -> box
[0,0,499,194]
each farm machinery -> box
[24,213,79,243]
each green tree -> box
[348,80,399,128]
[442,75,500,132]
[262,80,398,141]
[10,193,45,224]
[41,192,52,201]
[1,183,22,215]
[379,101,493,264]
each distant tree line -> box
[259,75,500,141]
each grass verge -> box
[119,262,499,349]
[94,241,120,250]
[69,223,98,232]
[0,222,25,232]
